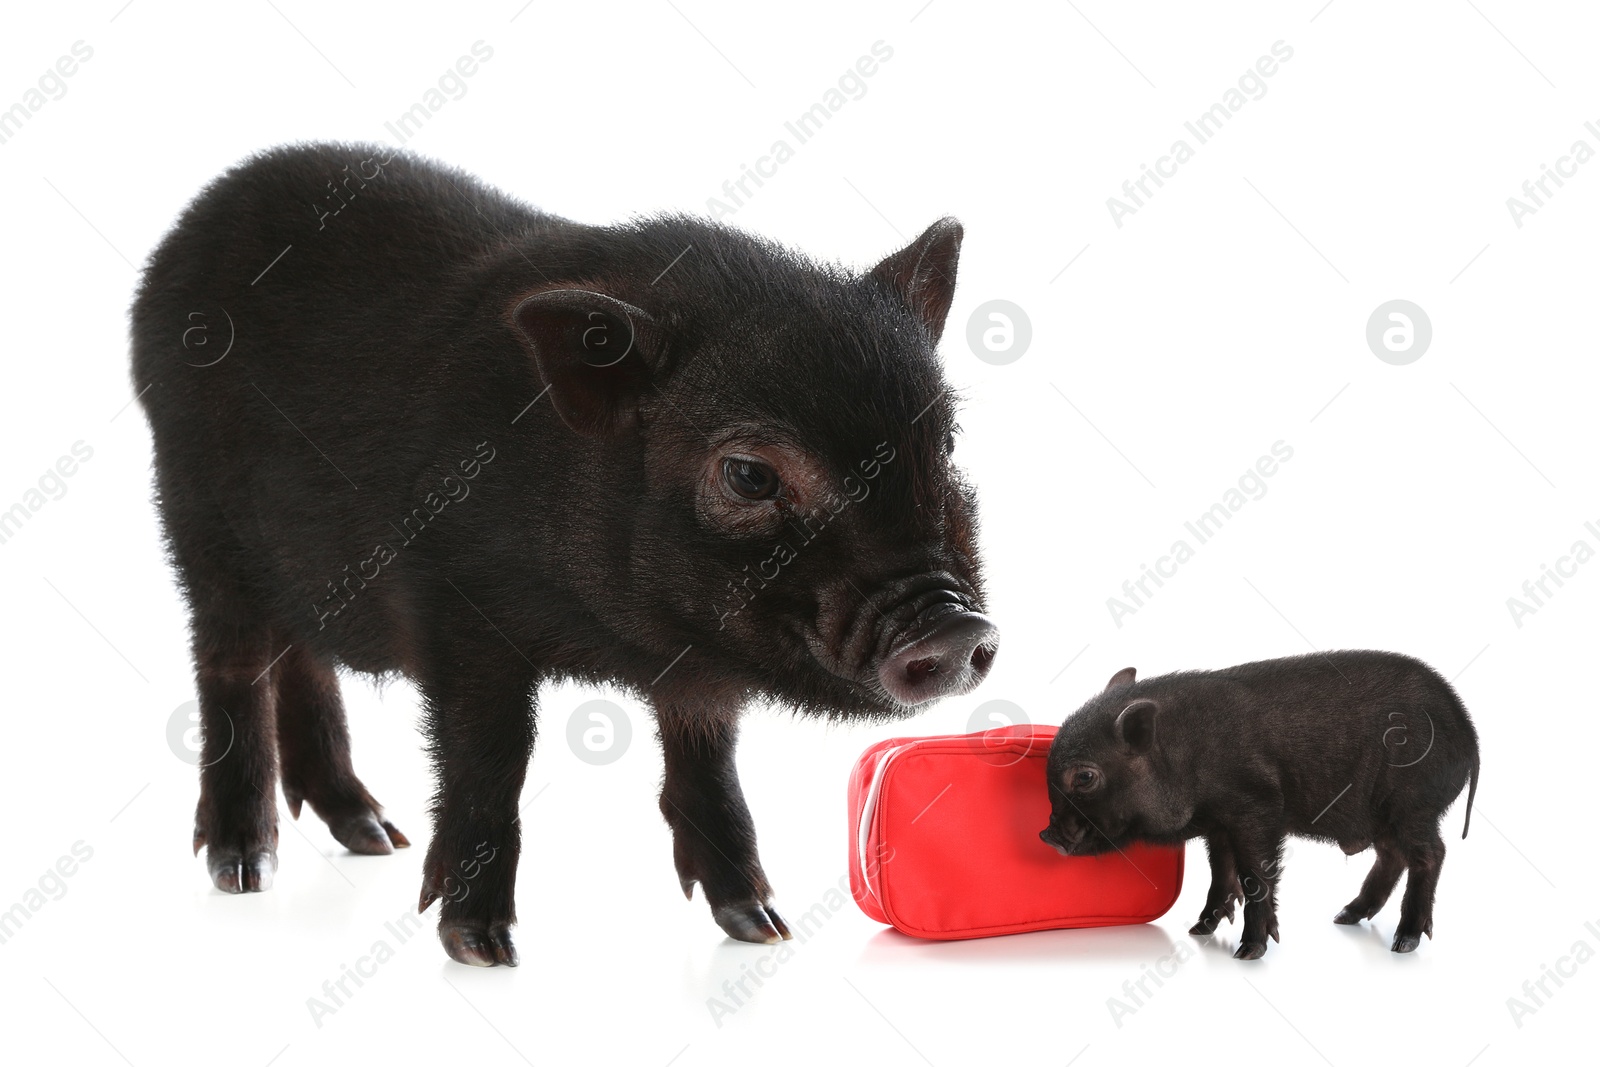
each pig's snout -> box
[877,606,998,706]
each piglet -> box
[1040,651,1480,958]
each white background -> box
[1,2,1596,1065]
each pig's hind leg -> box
[188,616,282,893]
[275,644,408,855]
[1333,840,1405,925]
[162,467,284,892]
[1391,826,1446,953]
[1189,836,1244,936]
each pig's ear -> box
[511,289,664,437]
[869,217,963,343]
[1105,667,1137,691]
[1114,699,1158,754]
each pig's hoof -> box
[1391,932,1421,954]
[1333,905,1366,925]
[439,920,519,967]
[713,901,793,945]
[1233,941,1268,961]
[286,785,410,856]
[328,810,410,856]
[208,847,278,893]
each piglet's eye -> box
[722,457,780,501]
[1072,769,1098,790]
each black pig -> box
[130,143,997,966]
[1040,651,1479,958]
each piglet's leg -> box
[1334,841,1406,925]
[1190,836,1244,936]
[1232,830,1286,960]
[654,690,790,945]
[1392,829,1445,953]
[417,665,535,967]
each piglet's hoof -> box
[713,901,793,945]
[439,920,519,967]
[1190,905,1234,936]
[1391,932,1422,954]
[1233,941,1268,961]
[1332,906,1366,925]
[208,848,278,893]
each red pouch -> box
[849,724,1184,939]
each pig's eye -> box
[722,457,780,501]
[1071,769,1098,791]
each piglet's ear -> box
[511,289,664,437]
[869,217,963,344]
[1115,699,1158,754]
[1105,667,1137,691]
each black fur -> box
[130,143,995,965]
[1041,651,1480,958]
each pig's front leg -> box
[1189,836,1244,936]
[653,688,792,944]
[417,665,536,967]
[1232,828,1287,960]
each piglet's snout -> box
[877,606,998,706]
[1040,815,1090,855]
